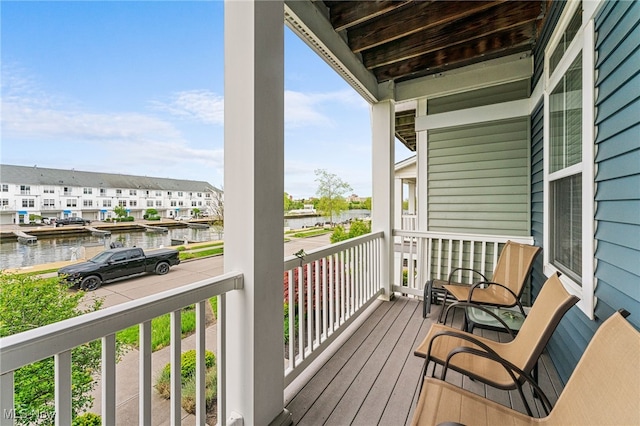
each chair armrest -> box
[443,346,554,417]
[426,329,498,364]
[447,267,488,284]
[468,281,525,315]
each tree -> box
[113,205,127,219]
[314,169,352,225]
[284,193,292,211]
[192,208,201,218]
[0,273,119,424]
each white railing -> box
[401,214,417,231]
[0,272,243,426]
[393,230,534,297]
[283,231,384,386]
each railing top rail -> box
[0,271,244,374]
[392,229,534,245]
[284,231,383,269]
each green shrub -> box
[157,350,216,398]
[72,412,101,426]
[156,350,217,413]
[181,367,217,414]
[348,219,371,238]
[330,225,348,243]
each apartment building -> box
[0,164,221,225]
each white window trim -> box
[543,1,597,319]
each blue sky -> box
[1,1,413,199]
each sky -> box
[1,1,413,199]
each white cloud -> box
[284,89,368,128]
[151,90,224,125]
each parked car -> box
[174,216,192,221]
[58,247,181,290]
[55,217,91,227]
[42,217,57,225]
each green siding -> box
[427,118,530,236]
[427,80,529,114]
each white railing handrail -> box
[0,272,244,374]
[393,229,533,245]
[284,231,384,269]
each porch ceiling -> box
[295,0,551,151]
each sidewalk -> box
[88,322,219,425]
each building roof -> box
[0,164,221,193]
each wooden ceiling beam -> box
[325,0,411,32]
[361,1,542,69]
[374,31,534,82]
[348,0,507,53]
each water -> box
[1,227,223,270]
[1,210,370,270]
[284,209,370,229]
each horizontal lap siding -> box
[593,0,640,330]
[428,118,530,236]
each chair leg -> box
[423,280,433,318]
[437,289,451,323]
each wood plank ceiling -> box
[320,0,549,151]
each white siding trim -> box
[416,99,529,131]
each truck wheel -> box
[81,275,102,291]
[155,262,170,275]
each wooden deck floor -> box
[285,296,564,425]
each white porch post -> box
[407,181,416,214]
[394,177,403,230]
[417,99,428,231]
[372,100,395,299]
[224,1,289,425]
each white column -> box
[372,100,395,299]
[416,99,428,231]
[394,177,403,230]
[407,181,416,214]
[224,1,288,425]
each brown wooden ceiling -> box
[319,0,549,151]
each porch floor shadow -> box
[285,296,564,426]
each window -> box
[100,188,107,196]
[43,199,55,208]
[118,200,126,207]
[63,187,72,196]
[66,199,77,207]
[84,188,93,195]
[549,54,582,282]
[167,191,172,197]
[22,199,35,208]
[130,189,137,196]
[192,201,197,207]
[170,201,177,207]
[84,200,93,207]
[155,200,162,207]
[43,187,55,194]
[103,200,112,207]
[116,189,122,196]
[544,1,595,317]
[156,191,162,197]
[178,201,184,207]
[1,184,8,192]
[147,200,154,207]
[20,185,30,195]
[1,199,8,206]
[130,200,137,207]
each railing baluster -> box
[322,257,328,340]
[170,310,182,425]
[195,301,206,425]
[139,321,152,426]
[328,255,335,335]
[217,294,226,426]
[101,334,116,425]
[287,270,295,368]
[306,261,313,353]
[55,350,72,426]
[297,265,305,361]
[315,259,321,346]
[0,372,14,426]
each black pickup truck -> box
[58,247,181,290]
[55,217,91,227]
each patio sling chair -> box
[423,240,541,321]
[410,310,639,426]
[414,272,578,416]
